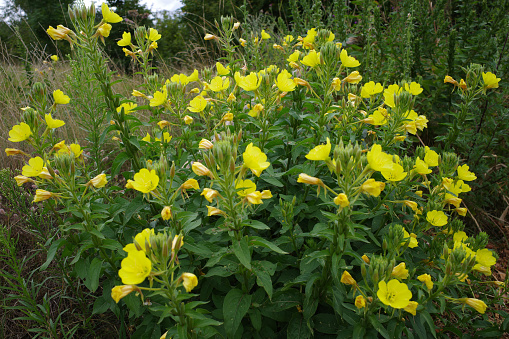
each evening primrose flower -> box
[199,139,213,149]
[404,82,423,95]
[117,32,131,46]
[301,50,321,67]
[462,298,487,314]
[414,157,432,175]
[146,28,161,41]
[404,301,418,315]
[181,273,198,292]
[417,274,433,290]
[340,49,360,68]
[381,163,407,182]
[426,210,448,226]
[117,102,137,115]
[150,89,168,107]
[402,230,418,248]
[377,279,412,309]
[46,25,73,43]
[87,173,107,188]
[207,206,224,216]
[192,162,212,178]
[161,206,172,220]
[45,113,65,129]
[204,33,217,41]
[275,70,296,92]
[444,75,458,86]
[97,23,112,37]
[130,168,159,193]
[53,89,70,105]
[392,263,409,279]
[102,3,123,23]
[473,248,497,276]
[459,79,467,90]
[456,207,467,216]
[242,143,270,177]
[334,193,350,207]
[5,148,29,156]
[482,72,500,89]
[111,285,136,303]
[181,179,199,190]
[306,137,331,161]
[235,72,262,91]
[361,179,385,197]
[8,122,32,142]
[51,55,58,61]
[355,295,366,309]
[457,164,477,181]
[424,147,439,167]
[246,191,263,204]
[366,144,393,172]
[383,84,402,108]
[361,81,383,98]
[297,173,325,188]
[119,250,152,285]
[33,189,59,203]
[201,188,219,203]
[343,71,362,84]
[208,77,230,92]
[184,115,193,125]
[216,62,230,75]
[236,179,256,196]
[22,157,52,179]
[340,271,357,285]
[287,50,300,63]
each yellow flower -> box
[131,228,155,253]
[8,122,32,142]
[261,190,272,199]
[239,38,246,47]
[456,207,467,216]
[444,75,458,86]
[361,81,383,98]
[424,147,439,167]
[130,168,159,193]
[97,23,112,37]
[417,274,433,290]
[343,71,362,84]
[287,50,300,63]
[87,173,107,188]
[402,230,418,248]
[404,82,423,95]
[119,250,152,285]
[209,77,230,92]
[404,301,418,315]
[201,188,219,203]
[161,206,172,220]
[362,255,370,264]
[235,72,262,91]
[33,189,59,203]
[188,95,207,113]
[215,62,230,76]
[381,163,407,182]
[261,29,271,40]
[248,104,264,118]
[334,193,350,207]
[366,144,393,172]
[46,25,72,42]
[184,115,194,125]
[340,49,360,68]
[146,28,161,41]
[199,139,213,149]
[142,133,151,142]
[275,70,296,92]
[383,84,402,108]
[181,179,199,190]
[355,295,366,309]
[340,271,357,285]
[22,157,51,179]
[181,273,198,292]
[207,206,224,216]
[192,162,212,177]
[461,298,487,314]
[132,90,147,98]
[51,55,58,61]
[236,179,257,196]
[204,33,217,41]
[414,157,432,175]
[117,102,137,115]
[306,137,331,161]
[102,3,123,23]
[111,285,136,303]
[53,89,70,105]
[377,280,412,309]
[150,89,168,107]
[473,248,496,276]
[391,262,409,279]
[301,50,321,67]
[426,210,448,226]
[5,148,28,156]
[361,179,385,197]
[482,72,500,89]
[243,143,270,177]
[297,173,325,187]
[246,191,263,205]
[45,113,65,129]
[14,176,33,186]
[118,32,131,46]
[459,79,467,90]
[457,164,477,181]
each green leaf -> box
[249,309,262,331]
[243,220,270,230]
[312,313,339,334]
[223,289,251,338]
[262,176,284,187]
[232,236,251,270]
[287,313,311,339]
[92,296,110,314]
[252,260,276,299]
[41,238,66,270]
[111,151,130,177]
[368,315,390,339]
[249,236,287,254]
[85,258,103,292]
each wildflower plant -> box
[3,3,506,337]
